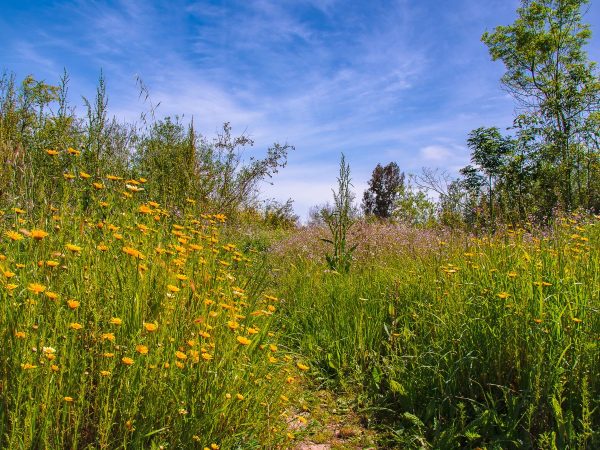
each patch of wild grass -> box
[0,161,308,449]
[274,218,600,448]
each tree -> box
[394,179,436,226]
[466,127,512,226]
[362,162,404,218]
[482,0,600,213]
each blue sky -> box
[2,0,600,219]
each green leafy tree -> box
[466,127,513,226]
[362,162,404,218]
[394,181,436,226]
[482,0,600,213]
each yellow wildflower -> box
[5,231,24,241]
[237,336,251,345]
[67,299,80,309]
[28,283,46,294]
[144,322,158,332]
[30,229,48,240]
[122,246,144,259]
[136,345,149,355]
[45,291,59,301]
[167,284,180,293]
[101,333,115,342]
[297,362,310,371]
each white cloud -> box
[421,145,453,162]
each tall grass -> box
[0,165,307,449]
[273,219,600,448]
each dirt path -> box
[291,390,378,450]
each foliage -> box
[262,198,299,230]
[0,72,292,220]
[0,172,307,449]
[393,180,437,226]
[321,154,357,273]
[481,0,600,215]
[274,216,600,448]
[362,162,405,219]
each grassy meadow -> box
[1,166,598,448]
[272,219,600,448]
[0,172,310,449]
[0,72,599,449]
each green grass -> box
[273,220,600,448]
[0,174,306,449]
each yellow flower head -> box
[5,231,24,241]
[101,332,115,342]
[28,283,46,294]
[136,345,149,355]
[237,336,251,346]
[69,322,83,330]
[66,244,82,253]
[109,317,123,326]
[143,322,158,332]
[67,299,80,309]
[122,357,134,366]
[45,291,59,301]
[122,246,145,259]
[297,362,310,371]
[166,284,180,293]
[30,229,49,240]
